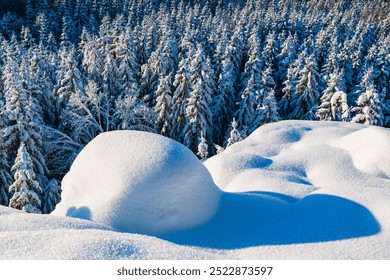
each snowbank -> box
[53,130,221,235]
[1,121,390,259]
[0,205,223,260]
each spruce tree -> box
[196,133,209,160]
[226,118,242,148]
[351,67,384,126]
[9,143,42,214]
[42,179,61,214]
[317,69,349,121]
[155,74,173,136]
[252,66,280,130]
[170,57,192,142]
[182,45,215,153]
[289,54,321,120]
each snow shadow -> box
[159,192,381,249]
[65,206,92,220]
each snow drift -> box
[53,130,221,234]
[1,120,390,259]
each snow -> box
[1,120,390,259]
[52,130,221,235]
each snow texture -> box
[1,121,390,259]
[52,130,221,235]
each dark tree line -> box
[0,0,389,213]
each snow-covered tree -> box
[182,45,215,153]
[289,54,321,120]
[60,80,106,144]
[279,66,297,118]
[351,67,384,126]
[252,66,280,130]
[196,133,208,160]
[2,47,49,189]
[212,48,237,145]
[42,179,61,214]
[330,90,350,122]
[183,78,213,154]
[226,118,242,148]
[115,95,156,133]
[54,46,85,119]
[235,74,258,132]
[276,33,298,98]
[9,143,42,214]
[317,69,349,121]
[235,27,263,132]
[214,144,225,154]
[170,57,192,142]
[155,74,173,136]
[140,23,178,106]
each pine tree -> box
[196,133,208,160]
[9,143,42,214]
[155,74,173,136]
[317,69,349,121]
[276,33,298,99]
[235,27,263,132]
[235,74,258,132]
[115,27,141,99]
[289,54,321,120]
[351,67,384,126]
[252,66,280,130]
[54,46,85,121]
[212,47,237,145]
[279,66,296,118]
[2,46,49,190]
[226,118,242,148]
[183,78,213,154]
[261,31,278,71]
[330,89,350,122]
[214,144,225,154]
[42,179,61,214]
[60,80,105,145]
[80,29,104,85]
[170,57,192,142]
[182,45,215,153]
[140,23,178,106]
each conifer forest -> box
[0,0,389,214]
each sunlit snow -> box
[1,120,390,259]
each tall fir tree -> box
[289,54,321,120]
[182,45,215,153]
[252,66,280,131]
[170,57,192,142]
[226,118,243,148]
[317,69,349,121]
[2,45,49,193]
[351,67,384,126]
[9,143,42,214]
[155,74,173,136]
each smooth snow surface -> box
[1,121,390,259]
[53,130,221,234]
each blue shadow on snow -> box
[158,192,381,249]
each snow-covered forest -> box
[0,0,389,214]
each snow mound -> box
[205,121,390,196]
[330,126,390,178]
[0,205,224,260]
[53,130,221,235]
[2,121,390,259]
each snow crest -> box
[53,130,221,234]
